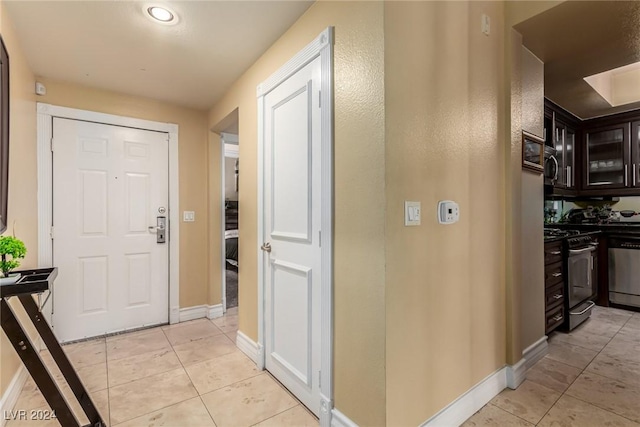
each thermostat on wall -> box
[438,200,459,225]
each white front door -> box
[52,118,169,342]
[262,56,322,415]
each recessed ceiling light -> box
[147,6,174,23]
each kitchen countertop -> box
[546,223,640,234]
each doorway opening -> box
[222,132,239,312]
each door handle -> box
[261,242,272,253]
[150,216,166,243]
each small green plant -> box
[0,236,26,277]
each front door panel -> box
[52,118,169,342]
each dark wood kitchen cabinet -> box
[544,240,565,333]
[544,100,579,196]
[554,120,576,190]
[631,121,640,189]
[582,123,630,191]
[544,98,640,197]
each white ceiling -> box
[4,1,314,110]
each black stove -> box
[543,227,598,331]
[566,234,597,249]
[544,228,580,240]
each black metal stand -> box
[1,268,106,427]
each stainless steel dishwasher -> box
[609,235,640,308]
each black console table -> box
[1,268,106,427]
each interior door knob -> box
[261,242,272,253]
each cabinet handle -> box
[634,164,637,186]
[552,315,563,322]
[550,251,562,255]
[625,164,629,186]
[552,272,562,277]
[567,165,572,187]
[553,294,562,300]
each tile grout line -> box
[106,328,194,425]
[111,330,209,424]
[248,405,307,427]
[534,320,621,425]
[485,403,536,426]
[103,339,111,426]
[528,312,635,425]
[170,327,219,427]
[164,318,222,427]
[537,314,639,425]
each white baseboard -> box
[523,336,548,370]
[506,358,527,389]
[207,304,224,320]
[236,331,259,364]
[421,367,507,427]
[0,366,28,427]
[331,408,358,427]
[179,304,225,322]
[506,335,549,389]
[179,305,208,322]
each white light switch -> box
[183,211,195,222]
[404,201,421,226]
[481,14,491,36]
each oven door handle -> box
[570,301,595,316]
[569,245,598,255]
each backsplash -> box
[545,196,640,223]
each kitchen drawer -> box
[545,282,564,310]
[544,241,563,265]
[545,261,564,288]
[545,304,564,334]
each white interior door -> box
[262,56,322,415]
[52,118,169,342]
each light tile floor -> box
[7,307,319,427]
[464,306,640,426]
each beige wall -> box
[505,0,560,363]
[0,2,38,396]
[521,171,545,348]
[385,2,506,424]
[208,2,386,425]
[520,47,545,351]
[36,79,210,309]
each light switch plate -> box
[183,211,195,222]
[404,201,421,226]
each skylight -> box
[584,61,640,107]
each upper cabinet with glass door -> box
[583,124,629,190]
[554,119,576,189]
[631,121,640,189]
